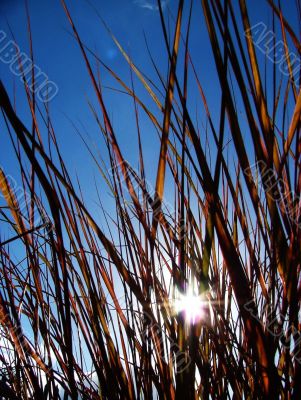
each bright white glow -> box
[174,287,205,324]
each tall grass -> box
[0,0,301,398]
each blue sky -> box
[0,1,300,395]
[0,0,299,225]
[0,0,212,218]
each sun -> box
[173,286,206,324]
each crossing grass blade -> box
[0,1,301,398]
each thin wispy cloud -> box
[134,0,169,12]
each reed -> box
[0,0,300,398]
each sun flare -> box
[174,286,206,324]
